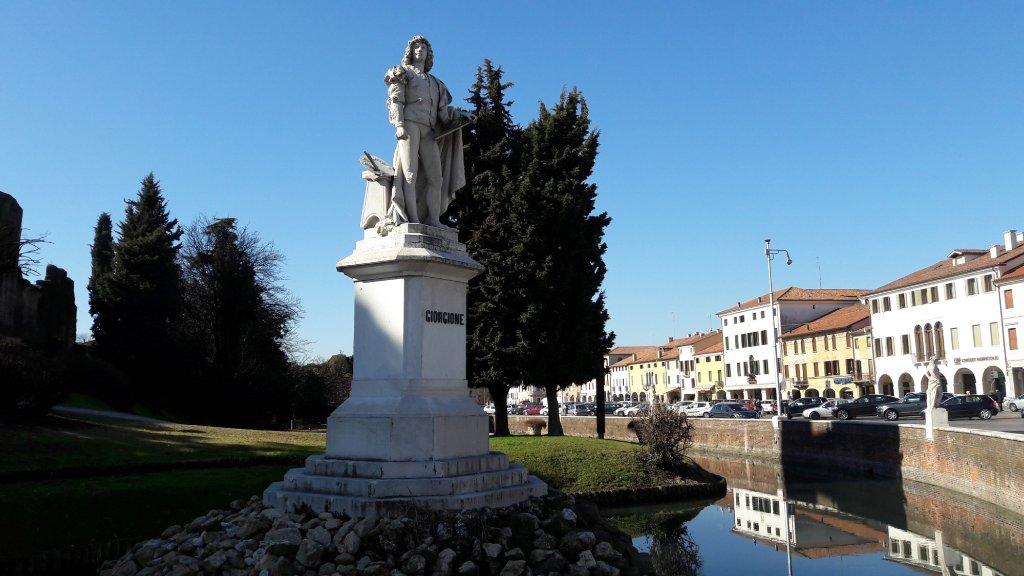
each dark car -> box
[507,404,525,415]
[876,392,955,421]
[603,402,623,415]
[709,402,759,419]
[940,394,999,420]
[568,403,594,416]
[783,396,827,419]
[834,394,900,420]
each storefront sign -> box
[953,356,999,365]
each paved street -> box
[824,409,1024,435]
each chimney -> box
[991,244,1003,258]
[657,348,664,359]
[1006,230,1020,251]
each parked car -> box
[833,394,900,420]
[522,403,544,416]
[709,402,759,419]
[683,401,714,418]
[613,402,637,416]
[1007,394,1024,412]
[876,392,955,421]
[802,399,847,420]
[783,396,828,419]
[565,403,593,416]
[482,403,496,414]
[940,394,1000,420]
[668,402,693,414]
[507,404,526,415]
[621,402,650,417]
[759,400,778,415]
[604,402,623,415]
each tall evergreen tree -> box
[87,212,114,345]
[449,60,527,436]
[516,89,614,435]
[179,216,299,426]
[103,173,183,395]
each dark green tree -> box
[102,174,184,396]
[449,60,527,436]
[516,89,614,435]
[87,212,114,345]
[179,216,300,426]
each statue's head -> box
[403,35,433,72]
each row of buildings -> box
[558,229,1024,405]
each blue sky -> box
[3,1,1022,359]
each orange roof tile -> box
[718,287,867,315]
[866,242,1024,295]
[997,261,1024,284]
[782,304,870,338]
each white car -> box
[613,402,636,416]
[1007,394,1024,412]
[802,399,845,420]
[669,402,693,413]
[539,406,549,415]
[683,401,713,418]
[482,403,496,414]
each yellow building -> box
[693,339,726,400]
[781,304,874,399]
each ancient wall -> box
[505,415,1024,516]
[0,192,76,350]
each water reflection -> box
[604,455,1023,576]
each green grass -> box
[490,435,664,493]
[0,466,290,563]
[0,415,325,477]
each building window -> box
[883,297,891,311]
[935,322,945,359]
[813,363,819,377]
[831,334,837,349]
[967,278,979,295]
[724,318,728,326]
[901,334,910,355]
[845,358,855,374]
[919,288,929,304]
[924,324,935,358]
[726,364,732,377]
[945,282,955,300]
[1010,328,1019,351]
[898,293,907,308]
[911,291,919,306]
[871,299,879,313]
[811,338,817,352]
[761,311,765,318]
[823,336,829,351]
[800,340,806,354]
[783,365,789,378]
[763,359,769,374]
[984,274,995,292]
[950,327,959,350]
[885,337,894,356]
[761,330,767,345]
[1006,289,1015,309]
[914,326,924,361]
[972,324,982,347]
[874,338,882,357]
[990,322,1000,345]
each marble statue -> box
[925,356,943,408]
[364,35,475,234]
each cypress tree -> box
[449,61,526,436]
[516,89,614,435]
[88,212,114,347]
[104,173,183,395]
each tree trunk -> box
[596,372,606,440]
[545,385,564,436]
[489,384,511,436]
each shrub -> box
[630,403,694,471]
[0,338,69,415]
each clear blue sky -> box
[3,1,1022,359]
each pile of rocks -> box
[100,492,654,576]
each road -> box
[827,409,1024,434]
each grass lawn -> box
[0,415,704,568]
[0,414,325,478]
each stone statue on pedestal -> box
[361,36,475,237]
[924,356,948,440]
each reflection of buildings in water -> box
[886,527,1004,576]
[729,488,884,559]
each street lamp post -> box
[765,239,792,421]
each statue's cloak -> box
[388,77,466,226]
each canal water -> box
[603,455,1024,576]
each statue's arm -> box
[436,79,472,126]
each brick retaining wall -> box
[504,415,1024,516]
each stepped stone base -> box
[263,452,547,517]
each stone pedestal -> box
[264,224,546,515]
[924,407,948,440]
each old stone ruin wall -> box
[0,191,76,350]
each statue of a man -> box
[925,356,943,408]
[384,36,475,229]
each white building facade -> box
[866,230,1024,399]
[996,263,1024,399]
[717,288,866,401]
